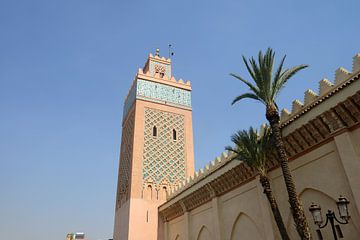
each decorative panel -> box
[116,109,135,207]
[142,108,186,186]
[123,84,137,119]
[137,79,191,108]
[149,61,171,79]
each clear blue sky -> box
[0,0,358,239]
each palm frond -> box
[275,64,309,98]
[231,48,308,109]
[229,73,260,96]
[249,57,264,92]
[242,55,257,82]
[272,55,286,99]
[227,125,273,172]
[231,93,263,105]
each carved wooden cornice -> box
[282,91,360,158]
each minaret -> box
[113,49,195,240]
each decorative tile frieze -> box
[137,79,191,108]
[122,79,192,120]
[123,84,137,119]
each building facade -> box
[114,51,360,240]
[113,50,195,240]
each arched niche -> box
[230,212,263,240]
[196,226,212,240]
[286,187,360,240]
[143,184,153,200]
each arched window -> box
[153,126,157,137]
[147,185,152,200]
[172,129,177,140]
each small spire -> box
[155,48,160,56]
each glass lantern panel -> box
[338,203,348,218]
[313,210,323,224]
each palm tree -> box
[230,48,311,239]
[226,126,290,240]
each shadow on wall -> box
[286,188,360,240]
[230,212,263,240]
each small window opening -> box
[147,185,152,200]
[172,129,177,140]
[160,72,165,78]
[153,126,157,137]
[146,210,149,222]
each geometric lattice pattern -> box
[116,109,135,207]
[142,108,186,186]
[149,61,171,78]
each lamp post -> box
[308,196,351,240]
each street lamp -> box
[309,196,351,240]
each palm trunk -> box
[260,174,290,240]
[266,106,312,240]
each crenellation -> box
[205,164,210,171]
[281,54,359,127]
[335,67,351,85]
[165,150,235,200]
[280,108,291,123]
[259,123,267,136]
[319,78,333,95]
[292,99,303,114]
[353,53,360,72]
[304,89,318,105]
[137,67,191,88]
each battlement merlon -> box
[143,53,172,71]
[136,68,191,91]
[122,52,192,121]
[279,52,360,125]
[140,51,191,91]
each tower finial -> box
[155,48,160,56]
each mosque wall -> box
[159,54,360,240]
[160,127,360,240]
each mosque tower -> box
[113,49,195,240]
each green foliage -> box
[230,48,308,109]
[226,125,272,175]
